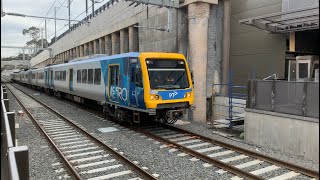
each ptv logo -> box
[169,91,178,98]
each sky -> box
[1,0,107,58]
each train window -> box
[88,69,93,84]
[77,70,81,83]
[110,65,119,86]
[63,71,66,81]
[82,69,87,83]
[94,68,101,85]
[136,69,143,87]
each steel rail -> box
[161,124,320,179]
[8,84,157,180]
[6,85,83,180]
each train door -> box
[50,70,54,88]
[129,61,138,107]
[108,65,120,103]
[45,70,48,87]
[69,69,73,92]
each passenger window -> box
[63,71,66,81]
[136,64,143,87]
[94,68,101,85]
[110,66,119,86]
[82,69,87,83]
[77,70,81,83]
[88,69,93,84]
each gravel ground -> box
[12,83,319,179]
[4,84,73,180]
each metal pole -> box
[22,48,25,69]
[45,19,47,47]
[86,0,88,16]
[68,0,71,29]
[1,0,4,17]
[54,7,57,42]
[92,0,94,17]
[41,28,44,48]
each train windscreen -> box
[146,59,190,90]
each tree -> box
[22,26,48,55]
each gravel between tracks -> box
[13,84,319,179]
[5,84,73,180]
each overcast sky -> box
[1,0,107,58]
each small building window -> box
[94,68,101,85]
[82,69,87,83]
[88,69,93,84]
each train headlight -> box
[151,94,160,100]
[184,92,191,98]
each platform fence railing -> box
[1,85,29,180]
[211,70,247,128]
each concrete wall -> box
[230,0,286,86]
[245,109,319,161]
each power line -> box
[37,0,59,28]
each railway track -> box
[6,84,156,180]
[135,125,319,180]
[10,83,319,180]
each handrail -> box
[1,85,29,180]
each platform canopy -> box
[239,5,319,33]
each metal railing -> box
[212,71,247,128]
[247,80,319,119]
[1,85,29,180]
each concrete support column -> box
[188,2,210,123]
[120,29,129,53]
[222,0,230,96]
[105,35,112,55]
[80,45,84,57]
[84,43,88,56]
[76,47,79,58]
[89,41,94,55]
[99,37,105,54]
[112,32,120,55]
[129,26,139,52]
[94,39,99,54]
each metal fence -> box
[211,70,247,128]
[247,80,319,119]
[1,85,29,180]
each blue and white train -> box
[11,52,194,124]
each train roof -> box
[53,52,140,68]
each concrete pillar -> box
[84,43,88,56]
[120,29,129,53]
[112,32,120,55]
[188,2,210,123]
[99,37,105,54]
[94,39,98,54]
[222,0,231,96]
[80,45,84,57]
[89,41,94,55]
[129,26,139,52]
[105,35,112,55]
